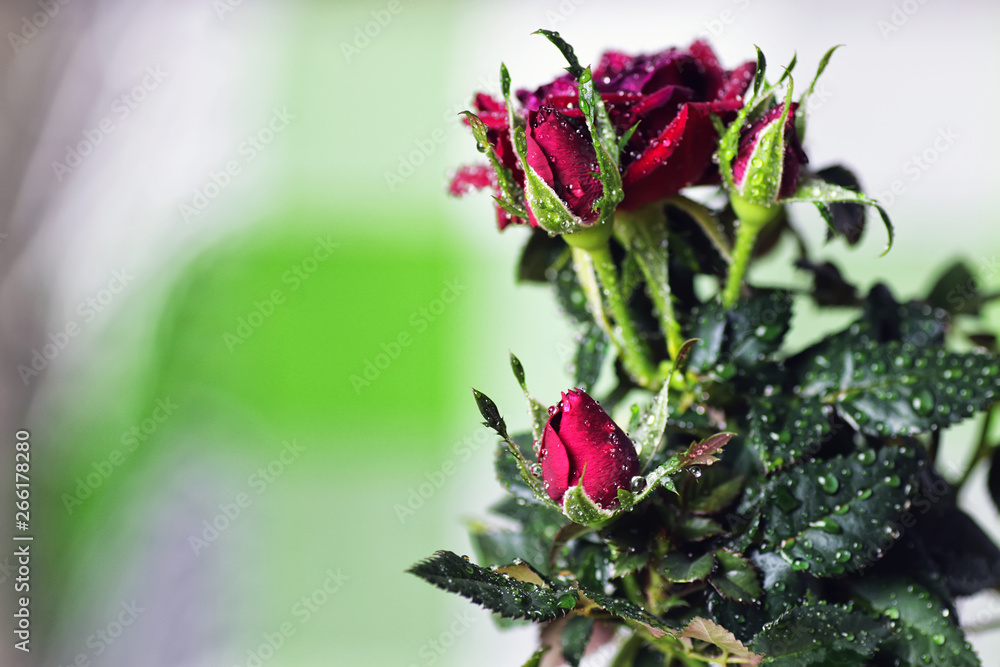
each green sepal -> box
[734,78,794,205]
[472,388,560,510]
[533,29,583,78]
[460,110,528,219]
[535,30,623,221]
[509,352,549,443]
[785,176,894,255]
[796,45,842,140]
[561,480,615,528]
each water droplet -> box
[818,474,840,494]
[630,475,647,493]
[530,463,542,477]
[857,450,876,465]
[885,608,900,620]
[931,633,946,645]
[688,466,702,478]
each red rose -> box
[451,41,754,229]
[538,389,640,509]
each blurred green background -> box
[1,1,998,665]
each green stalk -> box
[721,196,780,308]
[614,207,683,365]
[575,243,657,388]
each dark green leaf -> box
[518,227,566,283]
[585,590,671,637]
[660,552,715,583]
[793,259,859,307]
[469,525,552,575]
[751,603,887,665]
[910,495,1000,597]
[689,474,745,514]
[687,290,793,375]
[494,433,536,499]
[759,446,923,576]
[748,396,832,473]
[926,260,980,315]
[552,260,590,323]
[560,615,594,667]
[815,165,865,245]
[407,551,570,622]
[853,577,979,666]
[710,550,762,603]
[799,340,1000,436]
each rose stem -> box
[578,242,657,388]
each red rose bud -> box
[731,101,808,204]
[538,389,640,510]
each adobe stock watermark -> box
[544,0,588,29]
[405,611,477,667]
[51,65,169,182]
[877,0,930,39]
[7,0,71,54]
[702,0,752,37]
[385,75,500,192]
[232,566,349,667]
[340,0,409,63]
[874,126,959,209]
[350,278,468,394]
[189,439,306,556]
[179,107,295,223]
[222,234,338,352]
[62,397,180,514]
[55,600,144,667]
[393,427,494,523]
[18,269,135,385]
[214,0,246,20]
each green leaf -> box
[469,525,551,575]
[560,615,594,667]
[786,176,893,255]
[407,551,570,622]
[799,340,1000,436]
[853,577,979,666]
[751,603,887,665]
[660,551,715,583]
[688,473,745,514]
[518,227,566,283]
[748,395,831,473]
[572,321,610,392]
[759,446,923,576]
[710,550,762,603]
[813,165,865,245]
[687,290,793,375]
[494,434,535,499]
[680,617,762,666]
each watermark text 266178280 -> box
[13,429,33,653]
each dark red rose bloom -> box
[538,389,640,509]
[731,101,809,200]
[450,41,754,229]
